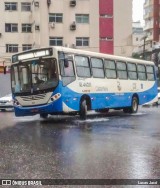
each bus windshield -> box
[11,58,58,94]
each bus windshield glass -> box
[11,58,58,94]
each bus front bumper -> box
[14,102,62,117]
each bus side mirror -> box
[64,59,69,68]
[4,66,6,74]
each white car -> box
[0,94,14,111]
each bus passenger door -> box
[60,56,76,112]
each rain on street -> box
[0,106,160,186]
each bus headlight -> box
[48,93,61,103]
[13,99,21,107]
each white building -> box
[132,21,144,54]
[0,0,133,66]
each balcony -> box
[143,21,153,31]
[144,12,153,19]
[146,34,153,41]
[144,0,154,8]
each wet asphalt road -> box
[0,106,160,187]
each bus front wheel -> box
[80,100,87,120]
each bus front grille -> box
[20,94,47,101]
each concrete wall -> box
[114,0,133,56]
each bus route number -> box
[79,82,91,87]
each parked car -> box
[158,87,160,105]
[0,94,14,111]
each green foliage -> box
[132,53,142,59]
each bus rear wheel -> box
[123,97,138,114]
[80,99,87,120]
[129,97,138,113]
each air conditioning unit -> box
[47,0,51,6]
[70,22,76,30]
[71,44,76,48]
[34,2,39,7]
[70,0,76,7]
[50,22,55,28]
[35,25,40,30]
[64,44,70,48]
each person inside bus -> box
[35,76,44,84]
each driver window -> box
[60,60,75,77]
[60,59,75,86]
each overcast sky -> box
[132,0,145,25]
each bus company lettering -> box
[96,86,108,92]
[79,82,91,87]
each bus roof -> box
[11,46,155,66]
[53,46,154,65]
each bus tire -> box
[40,113,48,119]
[80,99,87,120]
[129,96,138,113]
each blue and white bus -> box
[11,47,158,119]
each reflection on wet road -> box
[0,107,160,182]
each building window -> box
[22,24,32,32]
[49,13,63,23]
[21,2,31,11]
[100,37,113,41]
[76,37,89,46]
[6,44,18,53]
[22,44,32,51]
[49,37,63,46]
[5,23,18,32]
[76,14,89,23]
[5,2,17,11]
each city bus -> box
[11,47,158,119]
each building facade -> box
[143,0,160,59]
[0,0,132,66]
[132,21,144,54]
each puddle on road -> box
[12,111,147,124]
[13,115,40,122]
[77,118,110,123]
[130,112,147,116]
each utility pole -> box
[142,35,147,60]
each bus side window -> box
[127,62,138,80]
[146,65,155,81]
[75,56,91,78]
[90,58,104,78]
[116,61,127,80]
[137,64,147,80]
[104,59,117,79]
